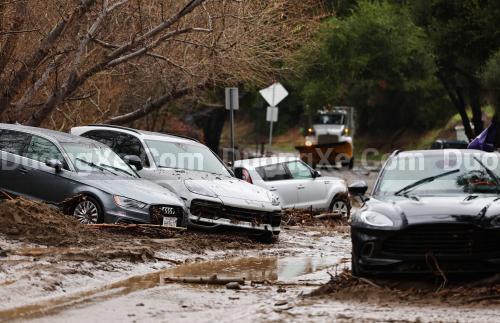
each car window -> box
[115,133,150,167]
[81,130,115,147]
[24,136,65,165]
[146,140,230,176]
[256,163,290,181]
[286,161,313,179]
[0,130,31,155]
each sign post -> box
[259,83,288,152]
[225,87,239,168]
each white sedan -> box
[234,157,350,216]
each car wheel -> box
[258,232,277,244]
[73,197,104,224]
[330,197,350,218]
[348,157,354,169]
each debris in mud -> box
[306,269,500,305]
[89,224,182,238]
[226,282,242,290]
[164,275,246,285]
[282,208,349,227]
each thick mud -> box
[0,169,499,322]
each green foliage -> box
[294,0,452,133]
[482,50,500,111]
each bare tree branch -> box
[104,82,208,125]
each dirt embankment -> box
[0,197,271,262]
[307,269,500,306]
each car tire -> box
[348,157,354,169]
[258,232,278,244]
[73,196,104,224]
[329,196,350,218]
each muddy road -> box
[1,169,499,323]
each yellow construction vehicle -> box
[296,107,355,169]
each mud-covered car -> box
[71,125,282,240]
[0,124,186,226]
[350,149,500,276]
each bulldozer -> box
[296,107,355,169]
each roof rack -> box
[88,124,141,134]
[87,124,199,142]
[391,150,402,157]
[162,133,199,142]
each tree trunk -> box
[469,84,484,135]
[202,107,227,153]
[437,72,475,141]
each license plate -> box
[162,216,177,227]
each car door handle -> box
[269,187,277,191]
[324,181,330,184]
[297,185,305,189]
[18,167,29,174]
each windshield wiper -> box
[75,158,117,176]
[99,163,135,177]
[473,156,500,193]
[394,169,460,196]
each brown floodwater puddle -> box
[0,255,340,322]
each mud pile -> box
[283,209,350,227]
[0,198,107,246]
[308,270,500,305]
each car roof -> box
[0,123,102,145]
[72,124,200,145]
[394,149,487,158]
[234,156,300,169]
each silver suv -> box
[71,125,282,240]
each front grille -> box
[381,224,500,256]
[149,205,184,225]
[318,134,339,144]
[190,199,281,227]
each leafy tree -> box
[294,0,451,133]
[411,0,500,138]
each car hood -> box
[78,174,184,206]
[144,168,274,204]
[359,195,500,227]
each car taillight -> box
[242,168,253,184]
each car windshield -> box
[313,113,345,125]
[62,142,137,177]
[375,152,500,196]
[145,140,231,177]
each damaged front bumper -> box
[187,199,282,235]
[352,224,500,275]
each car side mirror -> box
[45,159,63,172]
[312,170,321,178]
[124,155,143,171]
[348,180,368,196]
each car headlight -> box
[360,211,394,227]
[492,216,500,227]
[184,180,218,198]
[266,191,281,206]
[113,195,148,210]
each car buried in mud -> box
[0,124,186,226]
[350,149,500,276]
[71,125,282,241]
